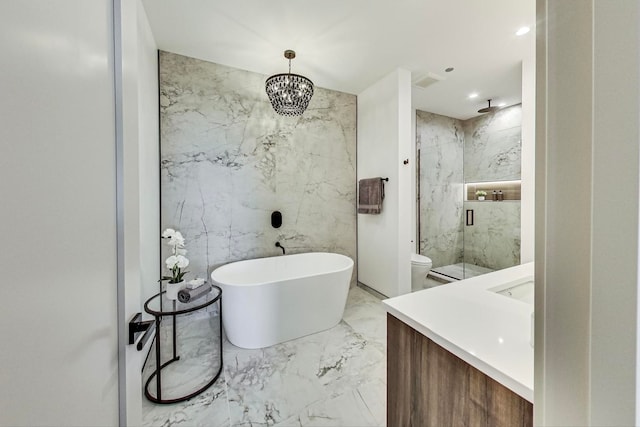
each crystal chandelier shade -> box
[265,50,314,116]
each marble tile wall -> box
[463,201,521,270]
[416,110,464,268]
[462,104,521,269]
[417,105,522,271]
[159,51,357,284]
[463,104,522,182]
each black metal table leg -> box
[154,313,161,401]
[143,286,223,404]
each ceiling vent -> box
[412,72,445,89]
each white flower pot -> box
[166,281,185,300]
[478,196,485,201]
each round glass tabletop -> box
[144,284,222,316]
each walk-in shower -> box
[415,104,522,286]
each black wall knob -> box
[271,211,282,228]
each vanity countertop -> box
[382,262,534,402]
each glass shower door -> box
[415,104,522,287]
[461,104,523,279]
[415,110,465,284]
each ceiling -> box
[142,0,535,120]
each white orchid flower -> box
[165,255,178,269]
[175,255,189,269]
[162,228,176,239]
[166,255,189,269]
[167,231,185,248]
[162,228,189,284]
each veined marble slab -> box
[416,105,522,273]
[416,111,464,268]
[463,104,522,183]
[159,51,357,285]
[463,200,521,270]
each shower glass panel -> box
[415,105,522,289]
[416,111,465,286]
[461,105,522,280]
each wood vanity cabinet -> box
[387,314,533,427]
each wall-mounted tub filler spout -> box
[275,242,286,255]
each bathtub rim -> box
[210,252,354,288]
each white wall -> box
[357,69,412,297]
[0,1,119,425]
[536,1,640,425]
[397,71,412,295]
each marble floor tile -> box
[142,286,386,427]
[274,382,383,427]
[224,319,385,426]
[342,286,387,346]
[224,339,328,426]
[142,379,230,427]
[355,379,387,426]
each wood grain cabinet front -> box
[387,314,533,427]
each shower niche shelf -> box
[465,180,521,201]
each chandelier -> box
[265,50,314,116]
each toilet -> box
[411,253,433,291]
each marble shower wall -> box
[462,104,521,269]
[416,110,464,268]
[463,200,521,270]
[463,104,522,182]
[417,105,521,271]
[160,51,357,283]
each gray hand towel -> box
[358,177,385,214]
[178,284,211,303]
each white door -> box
[0,1,157,425]
[0,1,123,425]
[115,0,144,424]
[115,0,160,425]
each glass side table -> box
[143,284,222,404]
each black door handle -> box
[466,209,474,226]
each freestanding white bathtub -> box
[210,252,354,349]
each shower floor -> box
[429,262,494,282]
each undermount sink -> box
[489,276,534,305]
[489,276,535,348]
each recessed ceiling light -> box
[445,67,454,72]
[468,93,478,99]
[516,26,530,36]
